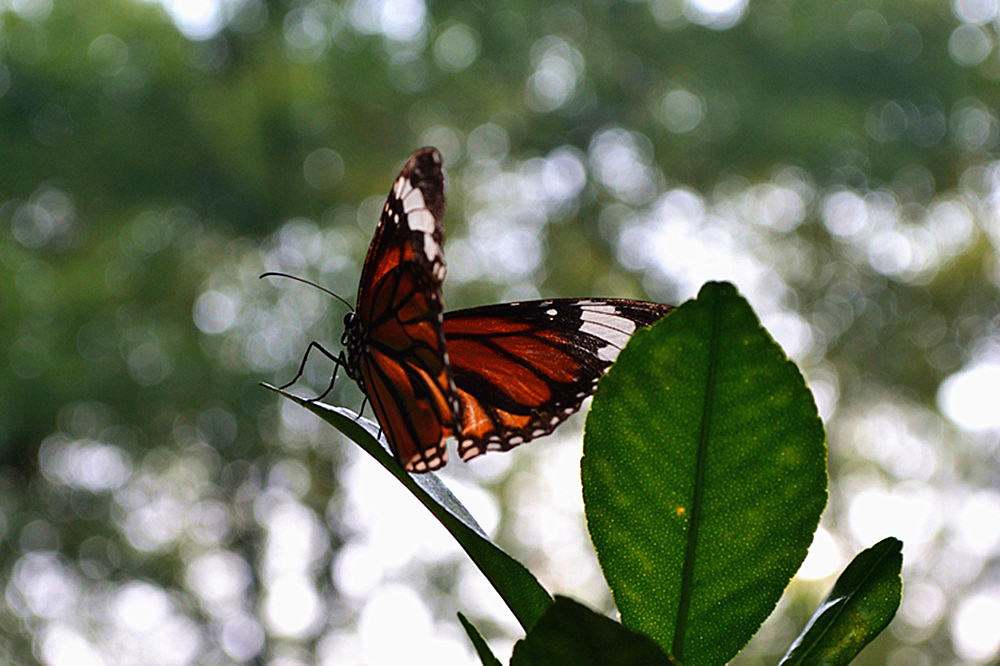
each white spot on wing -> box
[407,449,445,472]
[408,208,435,233]
[580,303,614,312]
[580,321,631,348]
[402,185,426,213]
[597,344,620,362]
[424,235,441,261]
[393,176,412,199]
[581,309,637,334]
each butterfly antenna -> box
[259,272,354,311]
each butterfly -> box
[271,147,672,473]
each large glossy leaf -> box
[779,537,903,665]
[582,281,827,665]
[263,384,552,631]
[509,596,677,666]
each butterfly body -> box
[283,147,672,473]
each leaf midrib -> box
[672,292,724,660]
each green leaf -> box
[262,383,552,631]
[458,613,504,666]
[779,537,903,665]
[582,281,827,665]
[510,596,678,666]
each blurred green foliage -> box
[2,0,998,664]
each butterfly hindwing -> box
[442,298,673,462]
[350,148,459,472]
[289,148,672,473]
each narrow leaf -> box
[582,281,827,665]
[262,383,552,631]
[779,537,903,665]
[510,596,678,666]
[458,613,503,666]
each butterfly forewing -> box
[349,148,459,472]
[287,148,673,473]
[442,298,673,462]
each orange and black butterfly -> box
[271,148,672,472]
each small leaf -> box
[779,537,903,665]
[510,596,678,666]
[262,383,552,631]
[458,613,503,666]
[582,282,828,665]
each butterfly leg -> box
[280,341,345,402]
[313,348,348,403]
